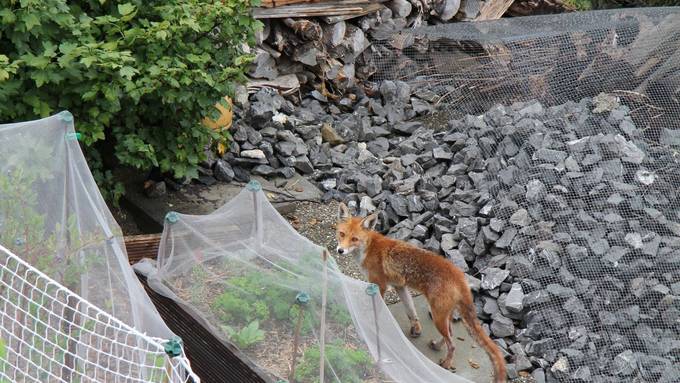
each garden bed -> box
[125,235,386,383]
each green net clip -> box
[65,132,81,141]
[246,180,261,192]
[295,292,310,305]
[58,111,73,124]
[163,336,183,358]
[165,211,179,224]
[365,283,379,296]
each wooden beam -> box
[474,0,515,21]
[124,234,161,264]
[252,0,384,19]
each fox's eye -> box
[351,237,358,242]
[339,232,345,238]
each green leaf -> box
[0,9,16,24]
[119,66,137,80]
[22,13,41,31]
[117,3,136,16]
[22,54,50,69]
[32,71,49,87]
[80,56,96,68]
[0,338,7,359]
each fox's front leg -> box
[395,286,422,338]
[368,274,388,298]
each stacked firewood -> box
[246,0,574,99]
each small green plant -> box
[295,340,372,383]
[222,320,265,350]
[212,292,261,324]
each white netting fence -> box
[0,243,197,383]
[0,112,198,382]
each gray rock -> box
[505,283,525,313]
[481,268,510,290]
[546,284,575,299]
[457,218,478,242]
[509,209,531,226]
[357,174,382,197]
[393,121,422,135]
[660,128,680,146]
[526,179,547,203]
[387,194,409,217]
[490,312,515,337]
[495,228,517,249]
[533,148,567,163]
[359,195,377,215]
[252,165,276,177]
[613,350,637,376]
[294,156,314,174]
[275,141,296,157]
[240,149,266,160]
[213,160,235,182]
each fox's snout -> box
[336,245,355,255]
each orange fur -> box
[336,204,507,382]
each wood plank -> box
[124,234,162,263]
[252,1,381,19]
[474,0,515,21]
[320,3,384,23]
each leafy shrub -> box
[295,340,372,383]
[0,0,259,198]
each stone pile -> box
[211,86,680,382]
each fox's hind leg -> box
[395,286,422,338]
[429,302,456,370]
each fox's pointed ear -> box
[361,214,378,230]
[338,202,350,221]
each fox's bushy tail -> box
[459,302,507,383]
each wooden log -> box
[252,1,384,19]
[474,0,515,20]
[283,18,323,41]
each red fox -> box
[336,203,507,382]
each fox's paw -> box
[409,322,422,338]
[429,340,442,351]
[438,359,456,372]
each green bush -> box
[0,0,259,199]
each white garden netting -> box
[0,112,196,382]
[139,182,474,383]
[0,244,196,383]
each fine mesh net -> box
[141,185,474,383]
[373,7,680,383]
[0,113,196,381]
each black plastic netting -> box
[372,7,680,383]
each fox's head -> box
[335,202,378,255]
